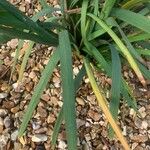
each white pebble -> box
[11,130,18,141]
[141,121,148,129]
[0,93,8,99]
[58,140,67,149]
[31,134,47,142]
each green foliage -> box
[0,0,150,149]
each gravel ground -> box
[0,0,150,150]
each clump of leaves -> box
[0,0,150,149]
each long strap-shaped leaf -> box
[100,0,117,19]
[84,58,130,150]
[109,45,121,138]
[51,65,86,149]
[112,8,150,34]
[87,13,146,86]
[59,30,77,150]
[18,49,60,137]
[0,0,58,46]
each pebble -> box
[0,133,10,147]
[0,117,4,126]
[132,142,138,149]
[14,142,22,150]
[77,119,85,128]
[31,134,48,142]
[0,125,3,133]
[7,39,18,49]
[76,97,85,106]
[32,121,41,130]
[47,114,55,123]
[3,101,15,109]
[134,117,142,128]
[0,109,7,117]
[141,121,148,129]
[37,107,48,118]
[131,135,148,143]
[4,116,11,128]
[11,105,20,113]
[58,140,67,149]
[0,93,8,99]
[139,107,146,118]
[11,130,18,141]
[88,110,101,122]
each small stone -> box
[141,121,148,129]
[29,71,36,79]
[76,119,85,128]
[135,146,144,150]
[0,93,8,99]
[32,121,41,130]
[129,108,135,116]
[139,107,146,118]
[14,142,22,150]
[31,134,48,142]
[25,0,31,3]
[0,117,4,126]
[131,135,148,143]
[3,101,15,109]
[4,116,11,128]
[0,125,3,133]
[34,127,47,134]
[19,5,25,12]
[0,133,10,147]
[41,94,50,102]
[37,107,48,118]
[134,117,142,128]
[58,140,67,149]
[47,114,55,123]
[11,130,18,141]
[11,105,20,113]
[76,97,85,106]
[7,39,18,49]
[132,143,138,150]
[73,67,79,75]
[0,109,7,117]
[88,110,100,122]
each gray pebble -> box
[4,116,11,128]
[0,109,7,117]
[11,130,18,141]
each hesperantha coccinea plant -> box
[0,0,150,149]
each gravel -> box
[0,0,150,149]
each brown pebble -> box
[131,135,148,143]
[11,105,20,114]
[0,125,4,133]
[3,101,15,109]
[88,110,101,122]
[41,94,50,102]
[37,107,48,118]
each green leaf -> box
[100,0,117,19]
[87,13,146,86]
[0,0,58,46]
[38,0,49,8]
[18,42,34,82]
[51,65,86,149]
[0,33,11,44]
[112,8,150,34]
[18,49,60,137]
[109,45,121,138]
[59,30,77,150]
